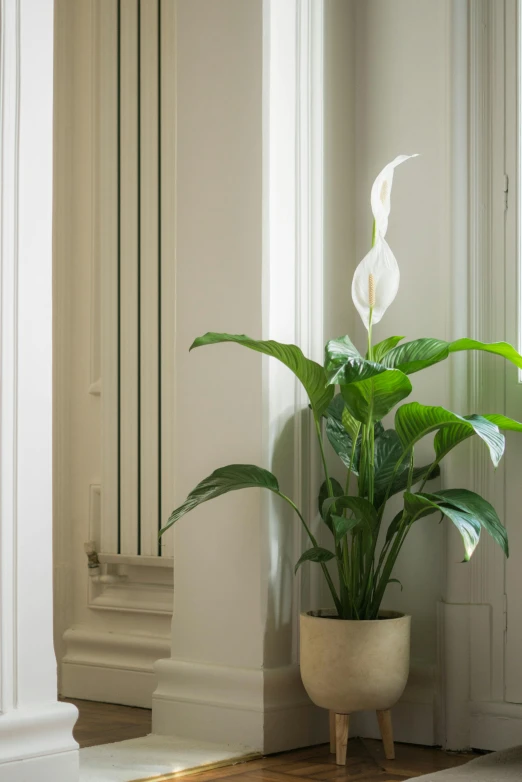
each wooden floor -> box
[64,698,151,748]
[67,699,476,780]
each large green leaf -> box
[381,337,522,376]
[396,403,505,467]
[382,338,449,374]
[160,464,280,535]
[372,428,440,508]
[325,336,387,385]
[404,492,481,561]
[325,395,359,469]
[379,463,440,508]
[321,495,378,531]
[341,369,412,424]
[404,488,508,560]
[433,488,508,557]
[433,413,522,463]
[372,336,405,363]
[373,430,404,491]
[294,546,335,574]
[318,478,344,528]
[449,339,522,368]
[190,333,333,418]
[482,414,522,432]
[330,514,363,543]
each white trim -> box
[87,484,173,614]
[62,627,169,709]
[0,0,79,777]
[470,700,522,750]
[0,0,21,717]
[153,660,327,753]
[294,0,326,622]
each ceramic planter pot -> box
[300,609,411,765]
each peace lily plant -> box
[160,154,522,623]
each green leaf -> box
[190,332,334,418]
[404,492,481,561]
[325,336,387,385]
[449,339,522,369]
[318,478,344,524]
[342,406,361,442]
[322,495,378,533]
[341,369,412,424]
[325,395,358,470]
[295,546,335,574]
[431,488,509,557]
[377,337,522,379]
[372,428,440,508]
[160,464,280,536]
[403,489,508,561]
[388,578,403,591]
[372,336,405,363]
[330,514,362,543]
[326,415,356,470]
[433,414,506,465]
[482,414,522,433]
[396,403,505,468]
[379,463,441,508]
[373,430,405,492]
[382,338,449,374]
[385,510,405,543]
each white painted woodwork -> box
[0,0,79,778]
[54,0,173,707]
[152,0,329,753]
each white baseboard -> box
[0,702,79,782]
[351,661,438,746]
[61,626,170,708]
[470,701,522,751]
[152,659,329,753]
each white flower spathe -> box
[352,237,400,330]
[370,153,418,240]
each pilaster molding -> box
[0,0,79,778]
[153,660,326,753]
[153,0,328,751]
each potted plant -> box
[160,155,521,765]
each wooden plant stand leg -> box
[376,708,395,760]
[335,713,349,766]
[329,711,336,754]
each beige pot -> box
[300,609,411,714]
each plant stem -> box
[314,415,333,498]
[277,491,342,615]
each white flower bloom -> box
[371,153,418,239]
[352,237,400,329]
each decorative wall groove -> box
[98,0,174,561]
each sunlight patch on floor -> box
[79,733,256,782]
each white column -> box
[0,1,79,779]
[152,0,327,753]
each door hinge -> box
[504,174,509,210]
[504,593,508,632]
